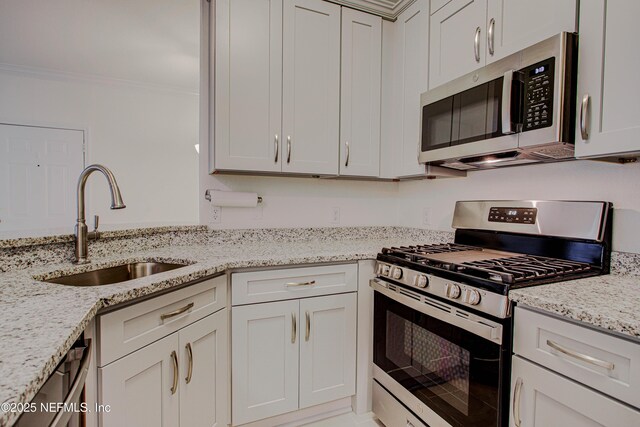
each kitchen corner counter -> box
[0,230,449,427]
[509,274,640,340]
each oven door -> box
[371,279,508,427]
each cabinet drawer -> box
[514,306,640,408]
[231,263,357,305]
[98,275,227,367]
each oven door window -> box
[374,292,502,427]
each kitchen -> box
[0,0,638,426]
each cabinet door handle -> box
[286,280,316,287]
[161,302,194,321]
[488,18,495,56]
[170,350,179,395]
[512,377,523,427]
[287,136,292,164]
[305,310,311,342]
[580,94,590,140]
[547,339,614,370]
[185,343,193,384]
[291,312,297,343]
[345,141,350,167]
[274,134,279,163]
[474,27,481,63]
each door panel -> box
[214,0,282,172]
[232,300,299,425]
[282,0,340,175]
[340,8,382,177]
[299,293,357,408]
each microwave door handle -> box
[502,70,516,135]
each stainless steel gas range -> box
[371,200,613,427]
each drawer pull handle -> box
[161,302,194,321]
[170,350,179,395]
[185,342,193,384]
[512,377,523,427]
[285,280,316,287]
[547,339,615,370]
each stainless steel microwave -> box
[419,32,577,170]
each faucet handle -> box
[93,215,99,232]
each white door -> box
[231,300,299,425]
[0,124,83,232]
[339,7,382,178]
[510,356,640,427]
[575,0,640,159]
[282,0,340,175]
[214,0,283,172]
[299,293,357,409]
[99,334,179,427]
[486,0,576,63]
[429,0,488,89]
[396,0,429,177]
[179,310,228,427]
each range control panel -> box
[522,57,555,131]
[488,207,537,224]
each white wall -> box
[397,160,640,253]
[0,68,199,229]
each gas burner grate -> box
[461,255,591,284]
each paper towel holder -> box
[204,189,263,204]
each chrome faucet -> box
[74,164,126,264]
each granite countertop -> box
[1,228,639,427]
[509,274,640,339]
[0,234,439,427]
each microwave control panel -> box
[522,58,555,132]
[488,207,537,224]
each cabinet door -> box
[179,310,228,427]
[396,0,429,177]
[429,0,487,89]
[486,0,576,63]
[232,300,299,425]
[575,0,640,159]
[299,293,357,409]
[214,0,282,172]
[99,334,179,427]
[340,8,382,177]
[282,0,340,175]
[510,356,640,427]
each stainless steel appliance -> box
[16,339,91,427]
[419,33,577,170]
[371,200,612,427]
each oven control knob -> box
[447,283,461,299]
[378,264,390,276]
[415,274,429,288]
[391,267,404,280]
[467,289,482,305]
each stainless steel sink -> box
[44,262,188,286]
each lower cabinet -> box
[232,292,357,425]
[99,309,228,427]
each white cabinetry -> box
[429,0,576,88]
[575,0,640,159]
[340,8,382,177]
[282,0,341,175]
[98,277,228,427]
[231,264,357,425]
[511,307,640,427]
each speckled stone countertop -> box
[509,275,640,339]
[0,228,450,427]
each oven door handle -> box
[370,279,503,345]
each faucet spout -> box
[75,164,126,264]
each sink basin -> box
[44,262,188,286]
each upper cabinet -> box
[428,0,577,89]
[575,0,640,160]
[340,8,382,177]
[282,0,341,175]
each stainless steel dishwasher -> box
[15,339,91,427]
